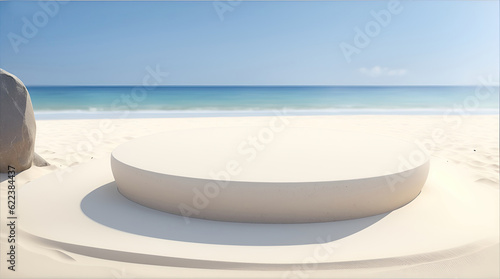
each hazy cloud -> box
[359,66,407,77]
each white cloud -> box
[359,66,407,77]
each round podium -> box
[111,127,429,223]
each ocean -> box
[28,86,499,120]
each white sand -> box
[1,115,498,278]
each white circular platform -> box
[111,127,430,223]
[18,157,499,270]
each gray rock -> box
[0,69,36,173]
[33,152,50,167]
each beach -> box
[33,115,499,186]
[1,114,498,278]
[1,0,498,277]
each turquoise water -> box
[28,86,499,119]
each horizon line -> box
[25,84,498,87]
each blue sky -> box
[0,1,498,86]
